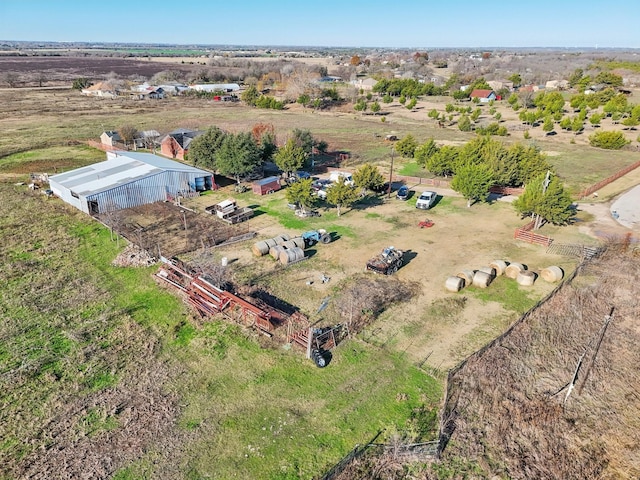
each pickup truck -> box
[416,191,437,210]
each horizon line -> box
[1,40,639,51]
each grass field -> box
[1,85,638,478]
[0,182,441,478]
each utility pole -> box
[387,147,395,198]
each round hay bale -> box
[221,257,228,267]
[489,260,508,276]
[456,269,475,287]
[472,270,493,288]
[281,240,297,249]
[252,240,270,256]
[445,276,464,292]
[478,266,496,277]
[279,247,305,265]
[541,266,564,283]
[273,234,290,243]
[265,238,278,248]
[269,245,286,259]
[505,262,525,279]
[516,270,536,286]
[291,237,306,249]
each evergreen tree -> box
[353,163,385,193]
[513,173,573,226]
[458,115,472,132]
[275,139,307,179]
[216,132,262,184]
[451,163,494,207]
[325,179,360,216]
[426,145,458,177]
[415,139,439,168]
[188,126,227,169]
[395,134,418,158]
[286,178,316,212]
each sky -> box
[1,0,639,49]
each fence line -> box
[514,221,553,247]
[580,158,640,198]
[546,243,602,260]
[86,140,129,152]
[319,431,383,480]
[439,262,585,453]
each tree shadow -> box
[249,208,267,218]
[352,195,385,210]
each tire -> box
[320,234,331,244]
[311,349,327,368]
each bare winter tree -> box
[3,72,19,88]
[283,67,320,101]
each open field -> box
[2,77,640,478]
[0,183,441,479]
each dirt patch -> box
[112,243,156,267]
[0,56,203,85]
[101,201,253,258]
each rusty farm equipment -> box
[156,258,346,366]
[366,246,404,275]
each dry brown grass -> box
[438,244,640,479]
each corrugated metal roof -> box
[50,151,211,197]
[254,176,280,186]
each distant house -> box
[100,131,122,147]
[351,77,378,91]
[487,80,514,92]
[160,128,203,160]
[134,130,161,149]
[81,81,118,98]
[137,87,165,100]
[49,151,214,215]
[469,89,497,103]
[545,80,569,91]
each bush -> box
[476,123,508,136]
[395,134,418,158]
[589,131,630,149]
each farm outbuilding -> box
[252,176,281,195]
[49,151,214,215]
[469,89,497,103]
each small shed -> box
[252,176,281,195]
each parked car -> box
[396,185,410,200]
[316,185,330,200]
[312,179,331,192]
[328,171,354,185]
[416,191,437,209]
